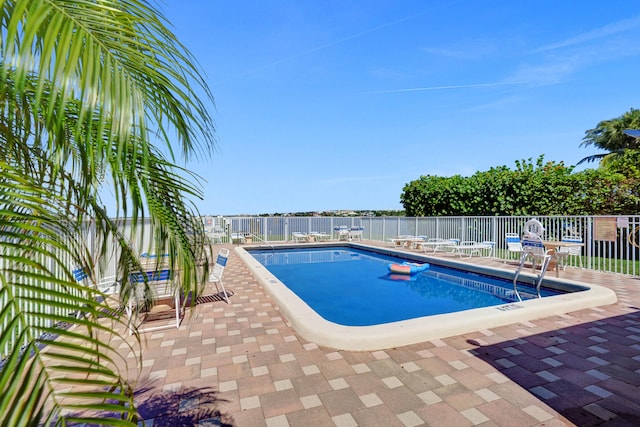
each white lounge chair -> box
[480,241,496,257]
[411,236,428,251]
[310,231,331,241]
[388,235,419,248]
[292,232,310,242]
[454,241,495,258]
[421,238,458,253]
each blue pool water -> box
[249,246,566,326]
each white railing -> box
[0,218,148,361]
[202,215,640,276]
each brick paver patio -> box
[126,242,640,426]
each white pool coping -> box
[236,244,618,351]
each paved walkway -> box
[129,243,640,426]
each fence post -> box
[586,217,592,270]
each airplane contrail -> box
[366,81,530,94]
[218,11,428,85]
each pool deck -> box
[125,241,640,426]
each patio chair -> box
[126,267,182,334]
[207,228,225,244]
[521,235,554,273]
[556,235,584,269]
[72,267,120,295]
[480,241,496,257]
[512,235,554,300]
[334,226,350,241]
[209,247,230,303]
[71,267,120,318]
[505,233,523,261]
[349,226,364,241]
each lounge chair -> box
[292,232,310,242]
[411,236,428,251]
[421,238,458,253]
[481,241,496,257]
[454,241,495,258]
[310,231,331,241]
[388,235,419,248]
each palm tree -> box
[578,108,640,165]
[0,0,215,424]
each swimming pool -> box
[238,243,617,350]
[249,247,564,326]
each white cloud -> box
[533,15,640,53]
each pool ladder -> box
[512,251,553,302]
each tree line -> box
[401,109,640,217]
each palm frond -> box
[0,161,138,425]
[576,152,609,165]
[1,0,217,423]
[2,0,215,161]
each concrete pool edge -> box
[235,244,618,351]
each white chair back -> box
[505,233,522,251]
[210,248,229,281]
[522,236,547,258]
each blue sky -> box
[159,1,640,215]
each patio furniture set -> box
[387,236,496,258]
[387,219,584,272]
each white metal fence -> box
[0,218,152,361]
[203,215,640,276]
